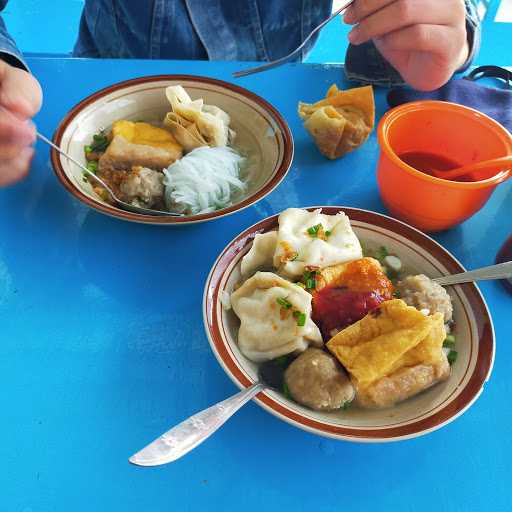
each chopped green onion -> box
[447,350,458,365]
[445,334,456,344]
[294,311,306,327]
[307,224,323,237]
[305,278,316,290]
[374,246,389,262]
[89,131,110,152]
[325,230,332,237]
[296,282,306,289]
[86,161,98,173]
[276,297,292,309]
[341,400,352,410]
[443,339,456,349]
[84,145,93,154]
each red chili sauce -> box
[398,151,472,182]
[313,288,387,340]
[311,258,394,341]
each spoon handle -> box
[433,156,512,180]
[129,382,265,467]
[36,132,116,195]
[433,261,512,286]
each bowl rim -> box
[203,206,495,442]
[377,100,512,190]
[50,74,294,225]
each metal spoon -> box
[38,132,183,217]
[432,261,512,286]
[232,0,356,78]
[129,382,266,467]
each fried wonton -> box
[298,84,375,160]
[163,85,235,151]
[326,299,449,408]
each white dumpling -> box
[231,272,322,363]
[273,208,362,278]
[240,231,278,277]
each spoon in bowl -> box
[37,132,183,217]
[431,155,512,181]
[432,261,512,286]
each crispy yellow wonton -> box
[298,84,375,160]
[326,299,449,408]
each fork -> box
[232,0,356,78]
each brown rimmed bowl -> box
[203,207,495,442]
[50,75,293,225]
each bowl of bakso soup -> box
[50,75,293,225]
[203,206,495,441]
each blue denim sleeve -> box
[0,0,27,70]
[344,0,481,86]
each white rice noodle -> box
[163,146,246,215]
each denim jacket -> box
[0,0,480,87]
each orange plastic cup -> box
[377,101,512,232]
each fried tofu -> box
[315,257,393,296]
[99,134,182,173]
[326,299,449,408]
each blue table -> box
[2,58,511,511]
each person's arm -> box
[0,0,42,186]
[343,0,481,90]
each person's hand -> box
[344,0,469,91]
[0,60,42,186]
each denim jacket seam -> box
[246,1,271,61]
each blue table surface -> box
[1,57,511,512]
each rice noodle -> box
[163,146,246,215]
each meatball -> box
[284,348,355,411]
[119,166,164,208]
[397,274,453,323]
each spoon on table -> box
[129,381,267,467]
[37,133,183,217]
[431,155,512,181]
[232,0,356,78]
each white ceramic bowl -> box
[203,207,495,442]
[51,75,293,225]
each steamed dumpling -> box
[273,208,362,278]
[231,272,322,362]
[241,231,278,277]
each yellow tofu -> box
[326,299,446,391]
[112,120,182,154]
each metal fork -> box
[232,0,356,78]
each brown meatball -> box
[284,348,355,411]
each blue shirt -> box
[0,0,480,86]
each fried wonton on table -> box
[298,84,375,160]
[326,299,449,408]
